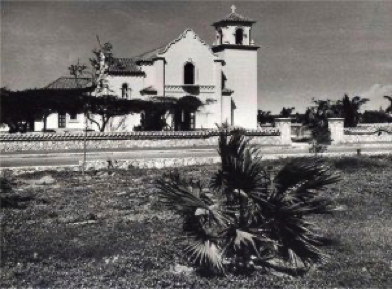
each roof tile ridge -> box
[133,44,167,59]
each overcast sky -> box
[1,1,392,113]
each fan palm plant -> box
[156,130,339,274]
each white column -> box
[328,118,345,145]
[154,59,165,96]
[275,118,292,145]
[211,60,223,127]
[221,95,232,126]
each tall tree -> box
[361,110,392,123]
[303,99,340,144]
[84,95,147,132]
[257,110,273,125]
[279,107,295,118]
[341,95,369,127]
[0,87,87,133]
[68,40,150,132]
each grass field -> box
[1,156,392,288]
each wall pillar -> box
[221,95,232,126]
[275,118,292,145]
[212,59,223,127]
[154,58,165,96]
[328,118,345,145]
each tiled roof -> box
[108,58,145,76]
[134,46,166,62]
[45,77,92,89]
[212,12,255,26]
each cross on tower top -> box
[231,5,236,13]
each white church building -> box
[36,6,259,132]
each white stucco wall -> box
[221,95,232,125]
[106,75,145,100]
[162,30,217,87]
[158,30,225,129]
[140,64,156,89]
[34,113,85,131]
[66,114,85,129]
[105,114,141,132]
[206,60,223,128]
[217,48,258,129]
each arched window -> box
[121,83,129,99]
[184,62,195,85]
[235,28,244,45]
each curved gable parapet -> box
[158,29,219,59]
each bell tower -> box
[212,6,259,129]
[214,5,255,46]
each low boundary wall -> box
[0,119,292,153]
[329,118,392,144]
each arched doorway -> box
[174,95,202,131]
[174,110,195,131]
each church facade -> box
[36,7,259,132]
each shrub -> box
[156,131,340,274]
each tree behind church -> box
[69,41,150,132]
[84,95,147,132]
[0,87,86,133]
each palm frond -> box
[257,192,332,264]
[221,226,275,263]
[182,217,224,272]
[156,179,209,215]
[156,178,231,226]
[274,158,340,195]
[184,238,224,272]
[210,169,223,192]
[217,130,248,165]
[194,204,232,227]
[275,178,338,209]
[230,229,262,255]
[217,144,268,195]
[212,132,269,201]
